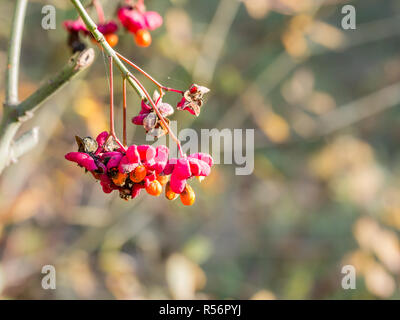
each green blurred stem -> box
[0,49,95,174]
[5,0,27,107]
[70,0,147,100]
[0,0,27,174]
[17,49,95,116]
[9,127,40,162]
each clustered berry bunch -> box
[64,0,162,51]
[66,132,213,205]
[64,0,213,206]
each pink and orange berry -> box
[65,132,213,205]
[63,1,163,50]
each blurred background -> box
[1,0,400,299]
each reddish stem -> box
[127,73,184,158]
[122,77,127,147]
[156,87,163,105]
[93,0,105,24]
[116,53,185,156]
[116,52,184,95]
[163,87,185,95]
[108,56,125,151]
[135,0,145,11]
[109,56,115,136]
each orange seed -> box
[130,165,147,183]
[135,29,152,47]
[165,182,178,201]
[156,173,169,186]
[146,180,162,196]
[105,33,119,47]
[112,171,127,186]
[180,184,195,206]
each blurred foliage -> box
[1,0,400,299]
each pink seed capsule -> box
[190,85,198,94]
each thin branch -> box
[0,49,95,173]
[9,127,39,163]
[0,0,28,175]
[5,0,27,106]
[16,49,95,118]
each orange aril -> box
[146,180,162,196]
[165,182,178,201]
[135,29,152,47]
[105,33,119,47]
[130,165,147,183]
[156,173,169,186]
[180,184,195,206]
[112,171,127,186]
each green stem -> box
[5,0,27,106]
[0,0,28,174]
[70,0,147,100]
[17,49,95,117]
[10,127,39,162]
[0,49,95,173]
